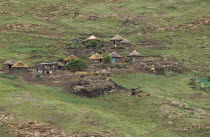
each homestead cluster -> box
[1,34,178,97]
[2,34,158,73]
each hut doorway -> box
[111,58,116,63]
[8,65,12,69]
[132,57,135,61]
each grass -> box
[0,0,210,136]
[0,72,210,136]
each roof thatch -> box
[110,34,124,41]
[89,53,104,60]
[128,50,141,57]
[120,39,131,44]
[58,62,65,67]
[84,35,100,41]
[64,55,78,61]
[12,61,29,68]
[3,60,17,65]
[109,52,122,58]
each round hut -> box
[84,35,100,42]
[120,39,131,47]
[2,60,17,70]
[109,52,122,64]
[89,53,104,64]
[127,50,142,62]
[64,55,78,64]
[110,34,124,46]
[84,35,100,46]
[58,62,65,70]
[11,61,29,72]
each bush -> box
[0,73,17,79]
[8,75,17,79]
[34,73,43,80]
[86,41,98,48]
[58,58,64,62]
[66,59,88,71]
[208,75,210,81]
[0,73,7,78]
[104,56,111,64]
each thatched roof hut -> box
[110,34,124,41]
[12,61,29,72]
[2,60,17,70]
[120,39,131,44]
[120,39,131,46]
[89,53,104,60]
[58,62,65,70]
[128,50,141,57]
[84,35,100,42]
[58,62,65,67]
[109,52,122,58]
[3,60,17,65]
[109,52,122,64]
[64,55,78,61]
[12,61,28,68]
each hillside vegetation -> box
[0,0,210,136]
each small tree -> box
[104,56,111,64]
[86,41,98,48]
[66,59,88,71]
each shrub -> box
[104,56,111,63]
[66,59,88,71]
[0,73,17,79]
[208,75,210,81]
[8,75,17,79]
[86,41,98,48]
[34,73,43,80]
[0,73,7,78]
[57,58,64,62]
[100,44,105,48]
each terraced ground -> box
[0,0,210,136]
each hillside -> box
[0,0,210,136]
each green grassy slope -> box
[0,73,209,136]
[0,0,210,136]
[0,0,209,70]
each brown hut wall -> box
[128,56,143,62]
[110,40,122,46]
[111,58,122,64]
[12,67,29,72]
[89,59,103,64]
[2,64,12,70]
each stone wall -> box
[110,69,134,74]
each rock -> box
[167,121,173,125]
[206,126,210,131]
[184,106,191,110]
[195,109,206,114]
[34,131,41,137]
[197,116,206,119]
